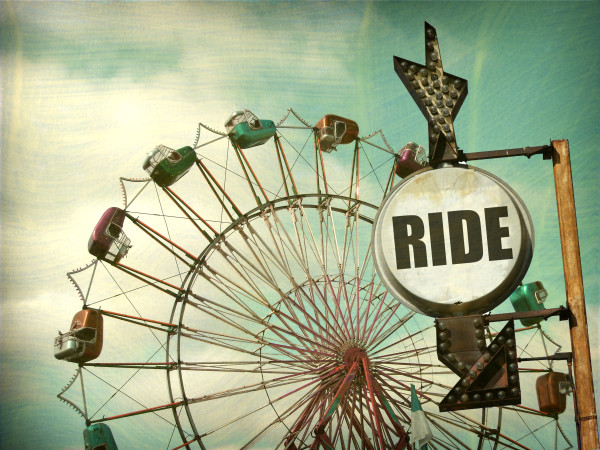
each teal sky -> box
[1,1,598,448]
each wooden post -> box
[552,139,599,449]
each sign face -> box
[372,165,533,317]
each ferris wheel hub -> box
[342,346,368,371]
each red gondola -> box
[395,142,427,178]
[88,207,131,263]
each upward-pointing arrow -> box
[394,22,468,164]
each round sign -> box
[372,164,533,317]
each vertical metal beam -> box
[551,139,599,449]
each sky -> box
[1,1,599,449]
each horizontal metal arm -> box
[518,352,573,363]
[484,306,570,323]
[458,144,553,162]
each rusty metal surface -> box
[459,145,553,162]
[552,139,599,448]
[438,319,520,412]
[393,22,468,164]
[485,306,569,323]
[536,372,570,415]
[314,114,359,145]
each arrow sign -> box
[436,317,521,412]
[394,22,468,164]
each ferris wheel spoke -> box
[272,304,344,351]
[379,363,452,390]
[296,202,329,271]
[338,208,356,287]
[98,263,178,359]
[502,404,552,418]
[119,177,153,210]
[273,134,299,198]
[370,379,422,436]
[151,183,189,286]
[289,274,350,343]
[126,214,196,267]
[195,159,243,222]
[233,143,271,207]
[286,207,345,342]
[249,216,304,288]
[180,359,329,375]
[512,408,555,448]
[288,206,316,276]
[277,294,330,349]
[184,300,267,350]
[210,249,283,311]
[370,323,433,359]
[293,284,348,345]
[200,393,284,444]
[223,233,280,290]
[428,418,472,450]
[348,284,386,343]
[428,408,525,449]
[364,300,419,353]
[362,292,394,345]
[324,201,344,272]
[356,241,376,297]
[359,144,388,197]
[188,290,264,326]
[373,346,437,364]
[367,310,417,354]
[342,388,371,449]
[267,321,339,356]
[199,259,278,316]
[83,363,182,427]
[427,410,518,450]
[162,186,219,241]
[203,370,342,448]
[113,262,184,297]
[202,265,271,308]
[358,276,380,340]
[267,291,352,357]
[364,301,403,350]
[188,364,340,407]
[335,273,356,337]
[180,328,263,349]
[279,385,330,448]
[255,210,312,281]
[355,385,383,448]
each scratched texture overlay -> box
[1,1,598,448]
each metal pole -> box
[551,139,599,449]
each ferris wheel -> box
[55,109,576,449]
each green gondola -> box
[509,281,548,326]
[143,145,196,187]
[225,110,276,149]
[84,423,118,450]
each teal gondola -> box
[143,145,196,187]
[509,281,547,326]
[84,423,118,450]
[225,110,276,149]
